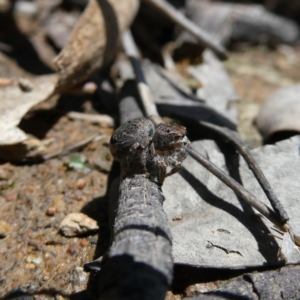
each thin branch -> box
[197,121,289,223]
[187,147,285,230]
[143,0,228,60]
[67,111,115,127]
[42,133,101,160]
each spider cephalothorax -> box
[149,122,190,184]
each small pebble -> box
[51,194,66,212]
[0,163,13,180]
[59,213,99,237]
[80,238,89,247]
[66,245,78,256]
[76,178,86,189]
[74,267,88,284]
[82,82,97,94]
[25,263,36,269]
[43,276,49,281]
[0,220,11,238]
[26,185,35,191]
[5,193,15,202]
[46,207,56,216]
[26,254,43,265]
[87,142,97,151]
[172,215,182,221]
[56,294,66,300]
[44,253,52,260]
[14,1,37,16]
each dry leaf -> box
[54,0,139,92]
[0,74,58,145]
[0,0,139,149]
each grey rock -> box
[143,54,238,127]
[185,277,257,300]
[189,50,238,123]
[163,136,300,268]
[245,265,300,300]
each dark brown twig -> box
[187,147,285,230]
[197,121,289,223]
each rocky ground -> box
[1,0,300,299]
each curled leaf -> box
[54,0,139,92]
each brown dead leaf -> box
[0,0,139,149]
[54,0,139,92]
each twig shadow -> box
[179,141,280,264]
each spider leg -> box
[166,162,182,177]
[156,157,167,184]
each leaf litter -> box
[1,0,300,299]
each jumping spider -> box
[109,118,190,183]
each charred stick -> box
[86,59,190,298]
[100,173,173,300]
[143,0,228,60]
[96,118,190,299]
